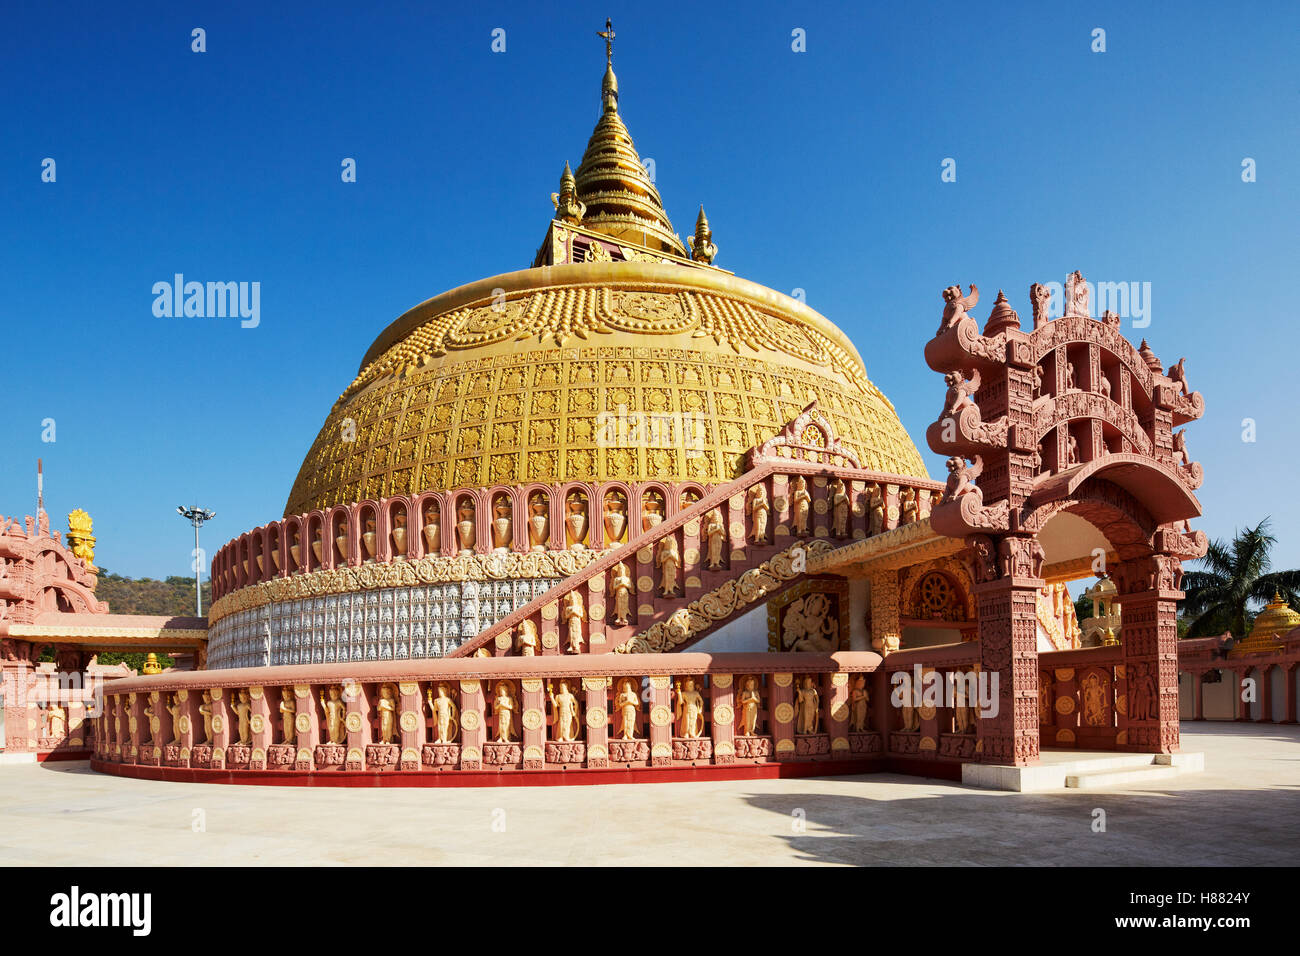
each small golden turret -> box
[691,206,717,264]
[551,161,586,225]
[142,652,163,675]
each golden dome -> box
[282,34,927,517]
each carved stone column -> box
[1112,555,1181,753]
[973,536,1042,766]
[248,686,272,769]
[343,684,370,770]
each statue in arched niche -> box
[866,483,885,536]
[391,507,408,558]
[547,679,581,742]
[849,676,870,732]
[320,686,347,745]
[795,677,821,734]
[279,687,296,744]
[563,591,585,654]
[493,680,517,743]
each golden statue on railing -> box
[428,683,460,744]
[613,678,641,739]
[674,677,706,738]
[547,679,582,742]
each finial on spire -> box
[691,206,717,264]
[598,18,615,66]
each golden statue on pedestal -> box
[737,676,761,736]
[848,676,870,732]
[279,687,296,744]
[829,479,850,537]
[376,684,398,744]
[547,679,582,742]
[795,676,820,734]
[791,477,812,536]
[563,590,585,654]
[230,690,252,745]
[703,510,726,570]
[674,677,705,739]
[656,536,680,596]
[198,691,213,744]
[610,561,634,625]
[427,683,459,744]
[746,484,770,543]
[493,680,517,743]
[614,677,641,739]
[320,686,347,744]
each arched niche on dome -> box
[386,498,411,560]
[284,517,303,575]
[598,484,630,548]
[356,501,380,563]
[560,484,593,550]
[248,530,265,584]
[329,507,354,568]
[522,485,553,551]
[235,534,250,589]
[638,482,669,534]
[304,512,327,572]
[413,492,445,558]
[452,493,478,555]
[488,490,516,552]
[267,524,282,577]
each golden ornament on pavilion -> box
[1229,593,1300,658]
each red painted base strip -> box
[87,755,964,787]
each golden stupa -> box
[1229,593,1300,658]
[285,27,926,516]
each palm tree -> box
[1180,518,1300,638]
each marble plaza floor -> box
[1,723,1296,866]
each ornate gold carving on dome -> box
[66,508,97,569]
[208,547,608,626]
[286,275,927,515]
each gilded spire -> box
[570,21,689,258]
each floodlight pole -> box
[177,506,216,617]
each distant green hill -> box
[94,569,210,618]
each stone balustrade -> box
[90,652,898,784]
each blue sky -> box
[2,1,1297,581]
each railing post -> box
[459,679,485,770]
[711,674,735,764]
[521,678,545,769]
[771,672,795,761]
[648,675,672,766]
[583,677,608,767]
